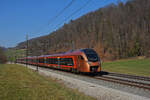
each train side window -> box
[39,58,44,63]
[54,58,58,64]
[36,59,38,63]
[67,58,73,66]
[80,56,84,60]
[59,58,73,66]
[48,58,52,64]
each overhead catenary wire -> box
[47,0,75,25]
[51,0,91,32]
[31,0,75,34]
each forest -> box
[16,0,150,61]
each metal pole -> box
[36,56,38,71]
[102,19,105,58]
[15,56,16,64]
[26,34,28,67]
[72,41,75,50]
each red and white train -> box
[16,48,101,73]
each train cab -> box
[74,48,101,73]
[81,48,101,72]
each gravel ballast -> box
[20,64,150,100]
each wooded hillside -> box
[16,0,150,61]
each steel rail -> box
[94,76,150,90]
[107,72,150,81]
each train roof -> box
[18,48,95,59]
[41,48,95,57]
[36,48,85,58]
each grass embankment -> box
[102,58,150,76]
[0,64,95,100]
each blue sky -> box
[0,0,125,48]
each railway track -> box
[93,72,150,90]
[94,76,150,90]
[107,72,150,81]
[38,66,150,90]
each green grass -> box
[102,58,150,76]
[0,64,95,100]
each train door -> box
[77,55,85,72]
[74,56,79,70]
[71,56,80,72]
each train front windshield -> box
[82,49,99,62]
